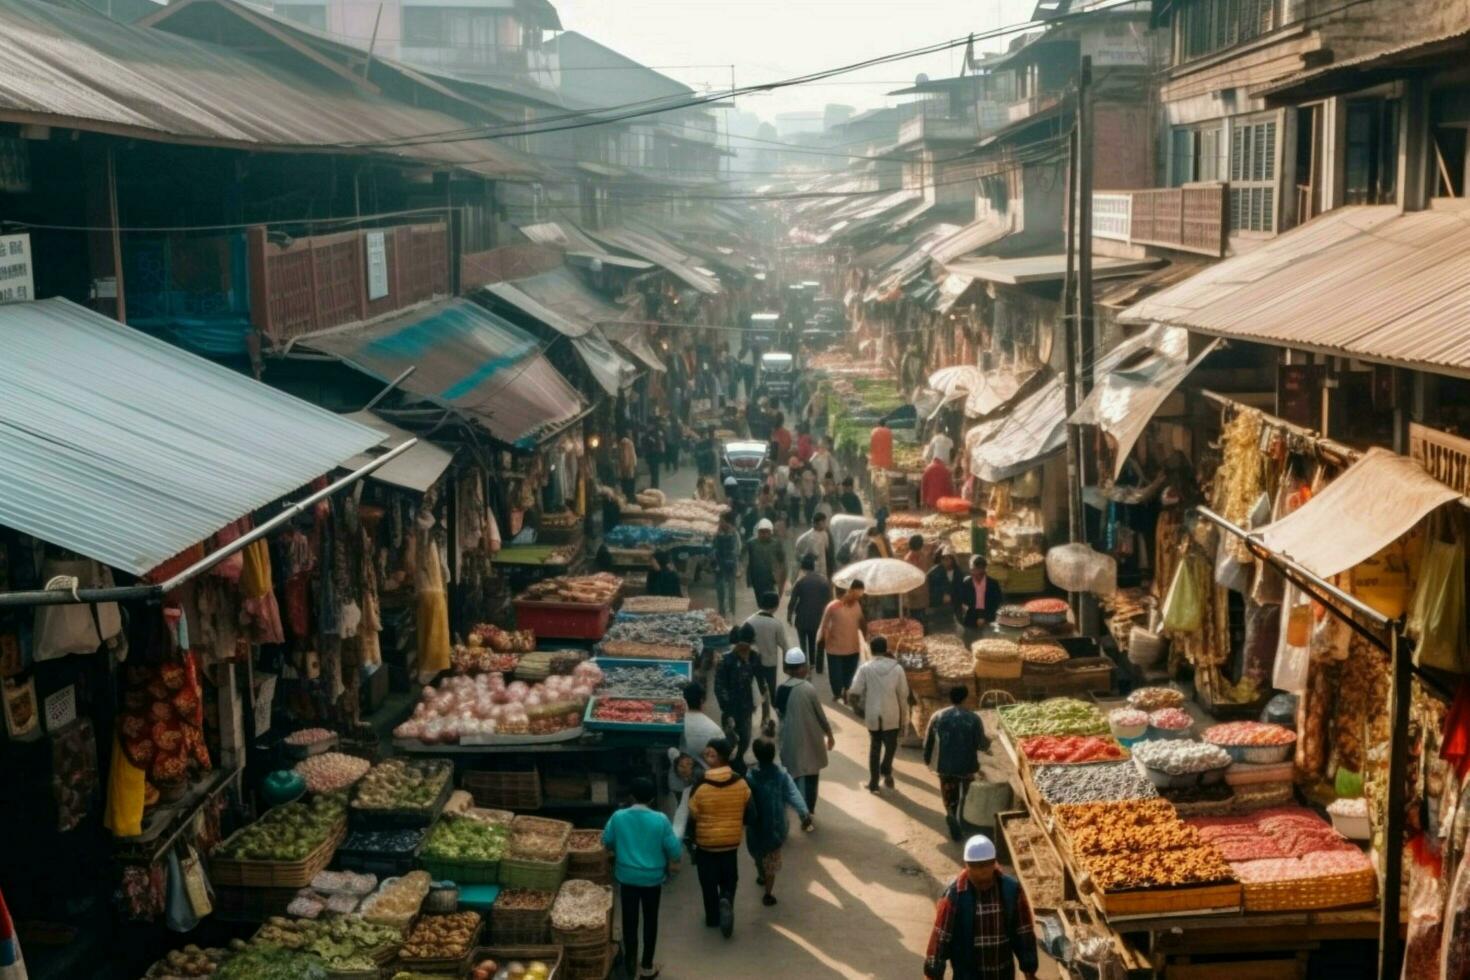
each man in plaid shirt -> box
[924,835,1040,980]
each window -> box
[1229,117,1277,233]
[275,2,325,29]
[1344,98,1400,205]
[1169,125,1224,185]
[1176,0,1277,63]
[403,9,523,52]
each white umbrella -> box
[928,365,985,399]
[832,557,925,596]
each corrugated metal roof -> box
[933,273,976,313]
[1254,28,1470,101]
[519,221,655,270]
[304,298,584,445]
[338,410,454,494]
[1118,205,1470,376]
[583,227,722,295]
[602,323,666,373]
[479,273,639,395]
[929,215,1016,267]
[0,298,381,575]
[0,0,540,180]
[946,253,1161,284]
[570,332,637,395]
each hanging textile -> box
[415,513,451,681]
[104,735,145,838]
[239,537,284,644]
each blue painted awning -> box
[0,298,383,575]
[305,299,584,445]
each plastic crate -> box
[334,828,425,878]
[582,697,686,734]
[514,600,613,640]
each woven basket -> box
[974,658,1022,680]
[499,853,568,891]
[420,854,501,886]
[463,769,542,811]
[552,902,613,949]
[1241,868,1377,913]
[210,818,346,888]
[562,941,616,980]
[489,907,552,945]
[469,946,563,980]
[904,667,939,699]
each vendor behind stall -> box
[956,557,1003,635]
[921,457,956,509]
[647,551,683,598]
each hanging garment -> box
[33,559,123,660]
[104,735,145,838]
[415,520,451,681]
[357,529,382,668]
[239,539,284,644]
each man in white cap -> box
[924,835,1039,980]
[743,517,786,606]
[773,647,834,815]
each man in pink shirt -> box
[818,580,867,701]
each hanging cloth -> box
[103,735,145,838]
[415,515,451,682]
[239,538,284,644]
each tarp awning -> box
[518,220,655,270]
[1252,448,1460,577]
[479,272,639,394]
[1069,330,1219,477]
[571,331,638,395]
[1118,206,1470,378]
[305,298,584,445]
[929,215,1015,267]
[946,253,1162,285]
[965,365,1040,418]
[602,323,666,373]
[338,411,454,493]
[966,325,1184,482]
[0,298,382,575]
[584,226,722,294]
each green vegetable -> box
[423,814,509,862]
[215,948,327,980]
[999,698,1109,738]
[215,795,345,861]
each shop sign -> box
[365,231,389,300]
[0,233,33,304]
[0,137,29,193]
[44,684,76,732]
[1409,422,1470,497]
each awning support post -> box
[1379,624,1409,980]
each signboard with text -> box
[0,233,33,304]
[365,231,389,300]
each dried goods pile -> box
[1127,687,1186,711]
[868,619,924,644]
[1019,735,1126,765]
[1019,643,1070,665]
[999,698,1109,738]
[215,795,344,862]
[394,663,603,741]
[360,871,431,926]
[550,879,613,930]
[923,634,973,678]
[596,640,693,661]
[520,573,622,605]
[972,638,1020,662]
[602,618,703,655]
[350,759,451,813]
[509,815,570,861]
[1032,761,1158,805]
[566,829,604,853]
[620,596,691,614]
[598,665,688,698]
[1132,739,1232,775]
[1054,800,1234,891]
[469,624,536,653]
[293,752,371,794]
[1201,722,1296,746]
[590,698,685,727]
[494,887,553,912]
[284,728,333,747]
[399,911,481,962]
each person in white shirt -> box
[809,440,841,484]
[743,592,787,721]
[793,512,834,577]
[848,636,910,795]
[924,429,955,466]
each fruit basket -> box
[334,827,426,877]
[210,797,348,888]
[489,889,555,944]
[396,911,483,974]
[583,696,686,733]
[468,945,563,980]
[350,758,454,828]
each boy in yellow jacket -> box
[688,737,753,937]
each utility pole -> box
[1062,126,1082,548]
[1078,56,1095,396]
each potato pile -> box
[400,911,481,962]
[1055,800,1234,891]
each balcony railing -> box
[247,222,450,345]
[1091,184,1227,257]
[898,114,980,146]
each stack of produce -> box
[466,955,556,980]
[215,948,325,980]
[1054,800,1235,892]
[598,665,689,699]
[359,871,431,929]
[293,752,371,795]
[1032,761,1158,805]
[420,814,509,882]
[520,573,622,605]
[393,664,603,742]
[144,945,230,978]
[513,649,588,682]
[214,795,345,863]
[470,624,536,653]
[999,698,1109,738]
[1127,687,1186,711]
[399,911,481,965]
[620,595,691,614]
[249,915,400,972]
[923,634,973,681]
[350,759,452,816]
[1019,735,1127,765]
[451,646,519,675]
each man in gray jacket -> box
[848,636,910,795]
[774,648,834,814]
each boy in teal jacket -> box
[603,777,681,979]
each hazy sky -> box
[551,0,1037,129]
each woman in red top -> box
[921,457,956,508]
[795,424,815,463]
[870,422,894,471]
[771,412,793,463]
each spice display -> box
[1020,643,1069,665]
[597,639,695,661]
[400,911,481,962]
[360,871,431,925]
[350,758,451,812]
[999,698,1109,738]
[395,664,602,742]
[598,665,689,698]
[620,596,691,614]
[1019,735,1126,765]
[1148,708,1193,731]
[494,888,554,910]
[520,573,622,605]
[214,795,344,861]
[1132,739,1232,775]
[1127,687,1186,711]
[1032,761,1158,804]
[423,814,509,862]
[550,879,613,930]
[293,752,371,794]
[1202,722,1297,746]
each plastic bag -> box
[1273,583,1311,695]
[1408,533,1466,673]
[960,779,1013,832]
[1214,531,1251,593]
[1161,555,1204,634]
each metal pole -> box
[1380,625,1410,980]
[1062,125,1083,548]
[1077,56,1095,397]
[108,147,126,324]
[362,366,418,412]
[0,439,418,608]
